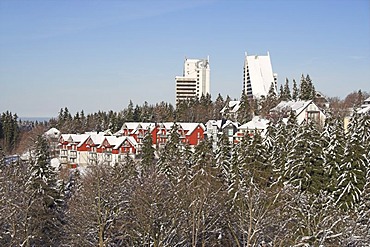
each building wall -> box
[186,125,204,145]
[243,52,277,99]
[176,57,210,102]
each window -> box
[228,128,233,136]
[307,111,320,124]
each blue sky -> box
[0,0,369,117]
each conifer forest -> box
[0,86,370,246]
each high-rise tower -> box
[175,57,210,102]
[243,52,277,98]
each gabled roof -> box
[179,123,205,136]
[220,101,241,113]
[84,132,107,147]
[100,136,138,149]
[132,122,156,134]
[206,119,238,130]
[271,100,312,116]
[239,116,269,130]
[69,134,90,145]
[60,134,71,143]
[122,122,141,131]
[114,136,138,149]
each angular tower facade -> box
[175,57,210,102]
[243,52,277,98]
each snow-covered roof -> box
[69,134,90,145]
[271,100,312,116]
[206,119,238,130]
[60,134,71,142]
[180,123,205,136]
[101,136,138,149]
[140,122,155,130]
[114,136,138,149]
[220,101,241,113]
[358,105,370,114]
[239,116,269,130]
[44,128,60,138]
[162,122,175,130]
[84,132,106,147]
[132,122,156,134]
[122,122,141,131]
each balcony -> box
[60,149,68,157]
[69,151,77,158]
[88,152,97,160]
[104,154,112,161]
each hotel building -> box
[243,52,277,98]
[175,57,210,102]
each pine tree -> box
[306,74,314,98]
[292,79,299,101]
[334,113,368,210]
[24,135,64,246]
[0,145,4,165]
[283,78,292,101]
[213,93,225,119]
[260,82,278,116]
[270,118,291,184]
[244,130,271,187]
[279,84,284,101]
[321,116,345,194]
[299,74,310,100]
[141,128,155,171]
[284,122,325,193]
[157,123,183,180]
[125,100,134,121]
[237,93,253,123]
[215,132,232,181]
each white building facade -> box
[176,57,210,102]
[243,52,277,99]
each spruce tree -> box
[279,84,284,101]
[157,123,183,180]
[244,130,270,187]
[283,78,292,101]
[292,79,299,101]
[321,116,345,194]
[213,93,225,119]
[284,121,325,193]
[141,128,155,171]
[25,135,64,246]
[270,119,288,184]
[335,113,368,210]
[299,74,310,100]
[237,93,253,123]
[215,132,232,181]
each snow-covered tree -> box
[289,190,348,246]
[0,159,30,246]
[242,130,271,188]
[23,135,64,246]
[321,116,346,194]
[215,132,232,182]
[335,113,368,210]
[157,123,183,180]
[284,122,326,193]
[64,161,136,246]
[141,128,155,171]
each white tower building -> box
[243,52,277,98]
[176,57,210,102]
